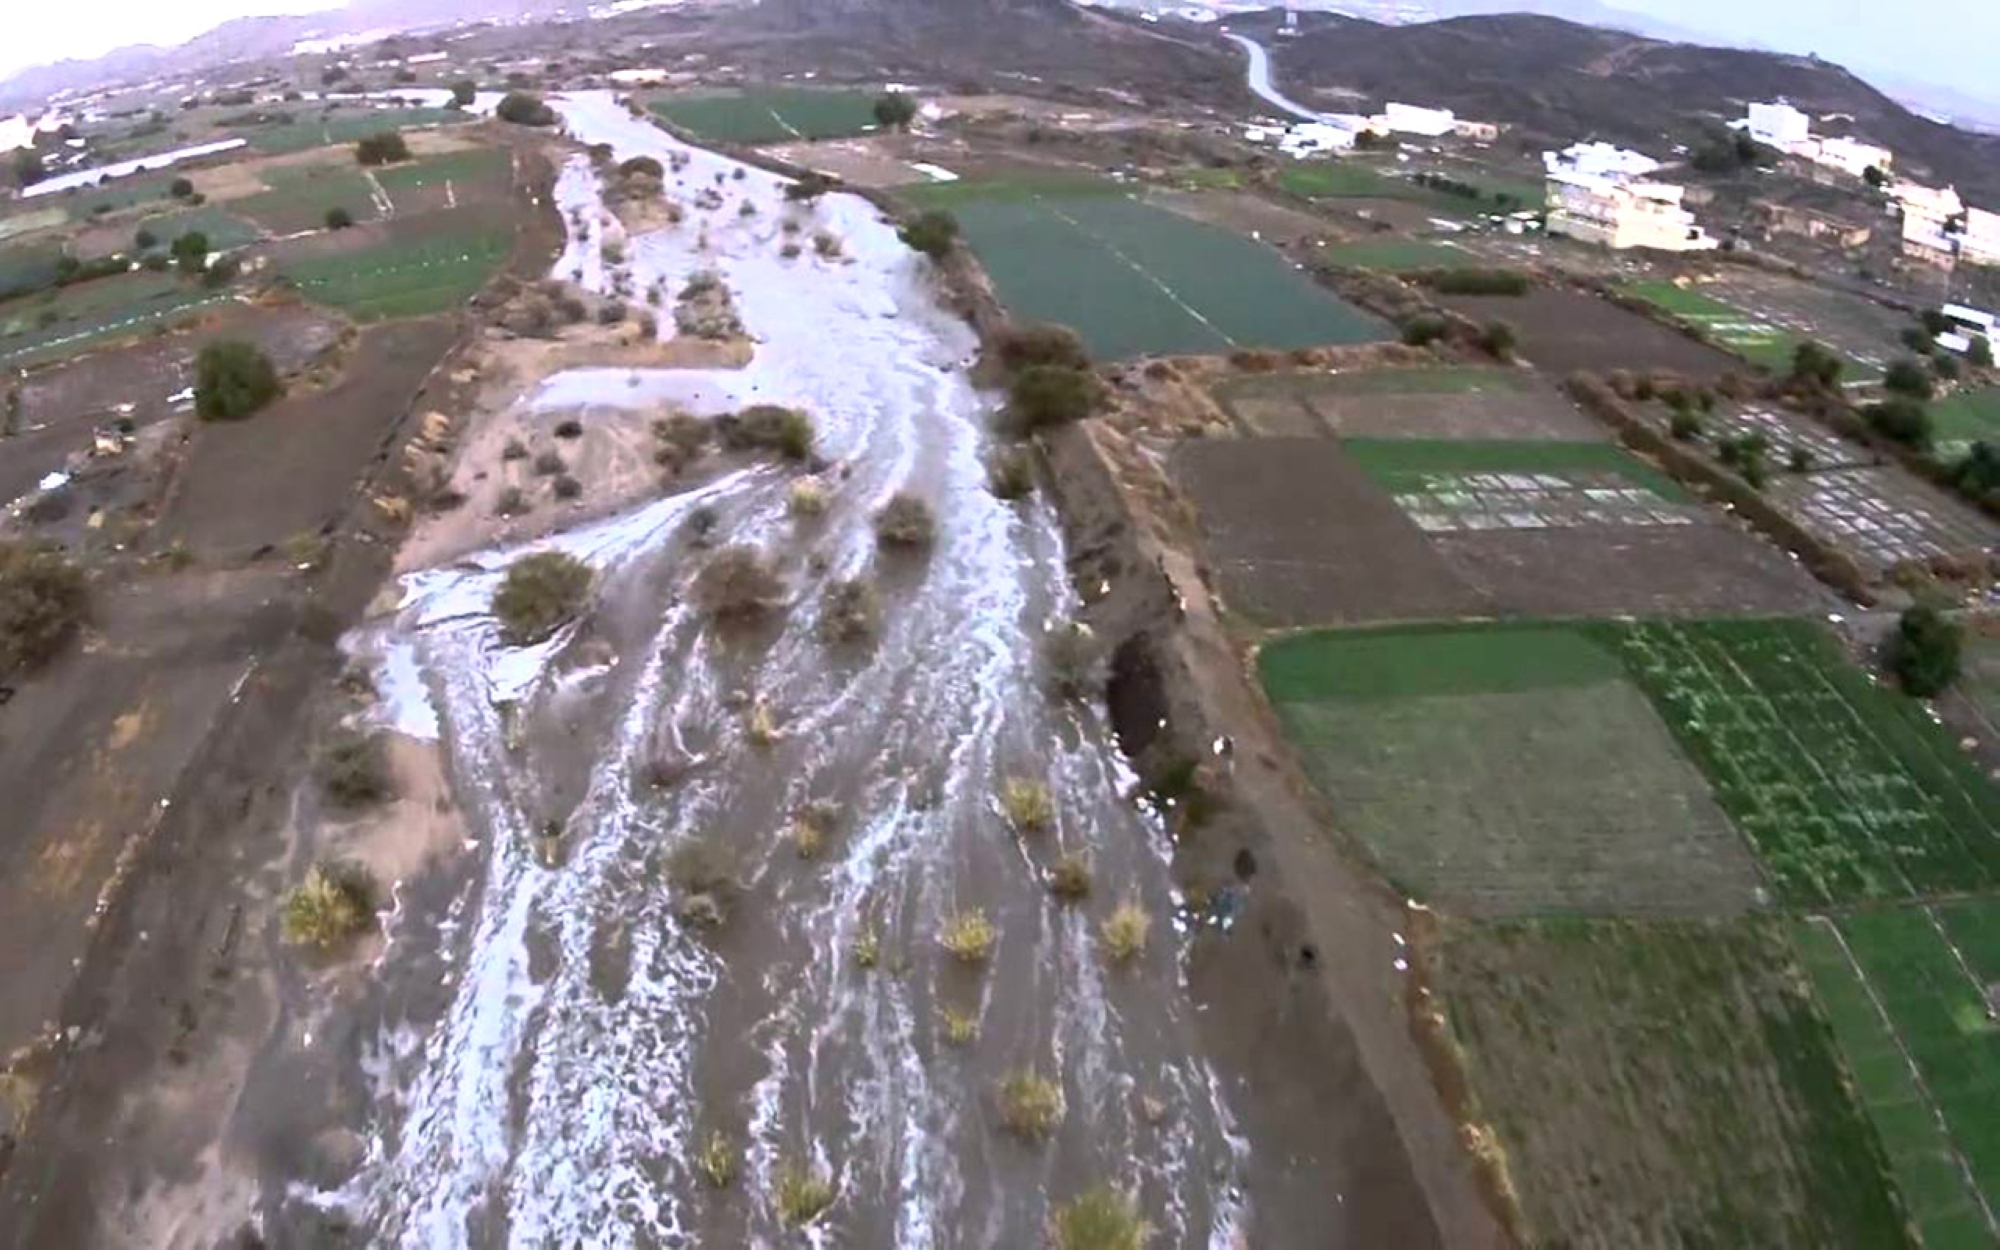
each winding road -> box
[1224,32,1325,123]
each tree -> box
[1920,308,1953,337]
[1971,337,1995,369]
[898,209,958,260]
[194,340,282,420]
[1902,326,1937,355]
[1883,357,1935,399]
[1864,165,1888,189]
[134,227,157,250]
[0,543,87,675]
[1864,397,1933,448]
[169,176,194,199]
[492,551,592,644]
[873,92,918,131]
[1935,353,1962,382]
[1009,365,1102,430]
[1479,319,1517,361]
[495,91,556,127]
[354,130,411,166]
[1953,441,2000,500]
[1790,340,1844,388]
[784,171,836,204]
[995,323,1089,373]
[10,148,44,187]
[325,205,354,230]
[449,79,477,107]
[1888,605,1961,697]
[320,65,348,87]
[170,230,211,275]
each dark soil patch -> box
[157,317,459,559]
[1439,288,1742,379]
[1173,438,1484,626]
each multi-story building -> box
[1382,102,1456,138]
[1958,207,2000,268]
[1747,101,1812,152]
[1545,165,1717,252]
[1809,136,1894,179]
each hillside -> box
[1268,13,2000,203]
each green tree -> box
[1883,357,1935,399]
[898,209,958,259]
[1865,397,1933,448]
[170,230,211,275]
[354,130,411,166]
[1009,365,1102,430]
[449,79,477,107]
[1790,340,1844,388]
[0,542,88,675]
[194,340,282,420]
[873,92,918,131]
[1479,319,1518,361]
[10,148,44,187]
[1864,165,1888,189]
[325,205,354,230]
[495,91,556,126]
[784,171,836,204]
[492,551,592,644]
[1971,337,1995,368]
[169,176,194,199]
[1889,605,1961,697]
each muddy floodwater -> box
[278,92,1257,1244]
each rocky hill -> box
[1267,13,2000,203]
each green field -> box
[57,174,183,220]
[0,243,67,301]
[1798,912,1999,1248]
[1302,366,1537,396]
[1341,436,1690,499]
[1260,626,1761,914]
[238,107,468,156]
[649,88,880,145]
[1604,619,2000,905]
[1624,279,1805,371]
[1312,239,1470,272]
[1933,388,2000,454]
[279,223,511,320]
[234,166,383,235]
[0,271,223,367]
[136,206,263,253]
[898,180,1387,359]
[376,148,511,214]
[1438,917,1910,1247]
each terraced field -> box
[377,148,512,215]
[238,108,468,156]
[278,220,512,320]
[901,179,1387,359]
[1312,239,1470,272]
[1934,387,2000,456]
[1623,279,1806,371]
[648,88,880,145]
[233,165,384,235]
[0,271,224,367]
[135,206,264,253]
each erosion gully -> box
[277,93,1249,1245]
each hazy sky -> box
[2,0,331,78]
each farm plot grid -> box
[234,166,384,235]
[1433,917,1910,1249]
[376,148,512,216]
[1213,365,1603,441]
[1603,619,2000,905]
[237,108,468,156]
[1668,404,1871,471]
[1344,438,1697,533]
[648,89,880,145]
[901,181,1389,359]
[1934,388,2000,458]
[1259,625,1763,915]
[1797,909,2000,1248]
[1624,279,1806,372]
[0,273,224,368]
[278,224,511,320]
[1765,467,1999,572]
[135,206,264,253]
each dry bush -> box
[812,230,842,258]
[940,1006,981,1046]
[939,909,997,964]
[1048,854,1092,903]
[774,1163,836,1228]
[788,476,828,516]
[0,541,87,675]
[1001,777,1054,834]
[994,322,1089,374]
[717,405,815,461]
[653,411,713,455]
[693,545,783,619]
[696,1131,736,1189]
[1100,900,1151,964]
[496,486,530,517]
[492,551,591,645]
[987,446,1036,500]
[320,730,393,807]
[874,493,936,549]
[998,1070,1065,1141]
[818,576,881,644]
[532,449,566,477]
[1041,621,1100,699]
[1052,1186,1152,1250]
[280,863,374,949]
[667,838,736,930]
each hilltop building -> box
[1739,101,1894,181]
[1382,102,1455,138]
[1549,141,1660,181]
[1959,208,2000,268]
[1747,101,1811,151]
[1544,144,1715,252]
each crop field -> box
[1764,467,1998,573]
[1933,387,2000,457]
[278,219,512,320]
[900,180,1388,358]
[1279,161,1486,217]
[1624,279,1805,371]
[376,148,512,215]
[1213,366,1603,440]
[1311,239,1470,272]
[1261,625,1761,913]
[1702,268,1906,381]
[649,88,880,145]
[1602,618,2000,904]
[0,242,67,301]
[1796,912,1999,1248]
[0,272,224,368]
[233,165,384,235]
[0,205,67,242]
[1343,437,1696,532]
[238,107,468,156]
[1439,288,1742,378]
[1637,401,1870,471]
[135,206,264,253]
[1434,917,1909,1248]
[58,173,182,220]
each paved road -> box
[1225,32,1325,123]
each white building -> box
[1747,101,1812,152]
[609,68,672,85]
[1959,207,2000,267]
[1810,135,1893,179]
[1895,181,1966,265]
[1545,165,1717,252]
[1382,102,1455,138]
[1547,141,1661,181]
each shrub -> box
[1788,446,1815,473]
[1889,605,1961,697]
[280,864,374,949]
[693,545,782,619]
[1884,357,1935,399]
[496,91,556,126]
[1041,621,1099,699]
[1668,409,1704,441]
[354,131,411,165]
[774,1162,836,1227]
[319,731,392,807]
[1100,900,1150,964]
[995,323,1089,374]
[201,254,241,289]
[597,299,627,326]
[1009,365,1102,431]
[987,446,1036,499]
[784,171,836,203]
[495,486,529,517]
[1000,777,1054,833]
[818,576,880,644]
[1790,340,1844,388]
[170,176,194,199]
[1902,326,1937,356]
[695,1131,736,1188]
[619,155,664,180]
[1479,319,1518,361]
[899,209,959,259]
[874,91,919,130]
[492,551,591,645]
[718,405,814,460]
[874,493,936,548]
[1935,353,1962,382]
[1865,397,1933,449]
[135,226,157,250]
[532,449,566,476]
[325,205,354,230]
[787,476,828,516]
[0,542,87,674]
[939,909,997,963]
[1972,337,1995,368]
[194,340,281,420]
[551,474,582,501]
[654,411,712,455]
[812,230,842,258]
[790,807,831,859]
[1052,1186,1152,1250]
[940,1006,980,1045]
[1049,854,1092,903]
[450,79,477,106]
[1400,314,1449,348]
[554,418,583,440]
[998,1070,1065,1141]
